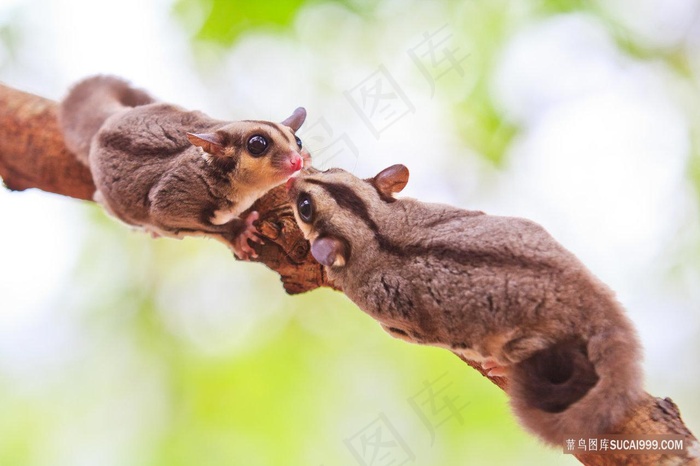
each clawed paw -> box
[482,357,508,378]
[232,211,265,260]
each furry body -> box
[60,76,308,256]
[288,165,644,445]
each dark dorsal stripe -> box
[305,179,380,233]
[306,179,557,272]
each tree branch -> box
[1,83,697,465]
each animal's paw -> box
[482,357,509,378]
[231,211,264,260]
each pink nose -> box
[290,154,303,172]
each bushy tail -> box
[59,75,155,165]
[508,327,644,446]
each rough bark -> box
[0,82,334,295]
[1,82,698,465]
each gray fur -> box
[289,166,644,446]
[59,75,308,255]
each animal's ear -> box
[373,164,409,199]
[310,236,348,267]
[281,107,307,132]
[187,132,226,157]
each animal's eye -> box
[247,135,269,156]
[295,135,302,149]
[297,193,313,223]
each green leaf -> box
[173,0,313,45]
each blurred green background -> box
[1,0,699,465]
